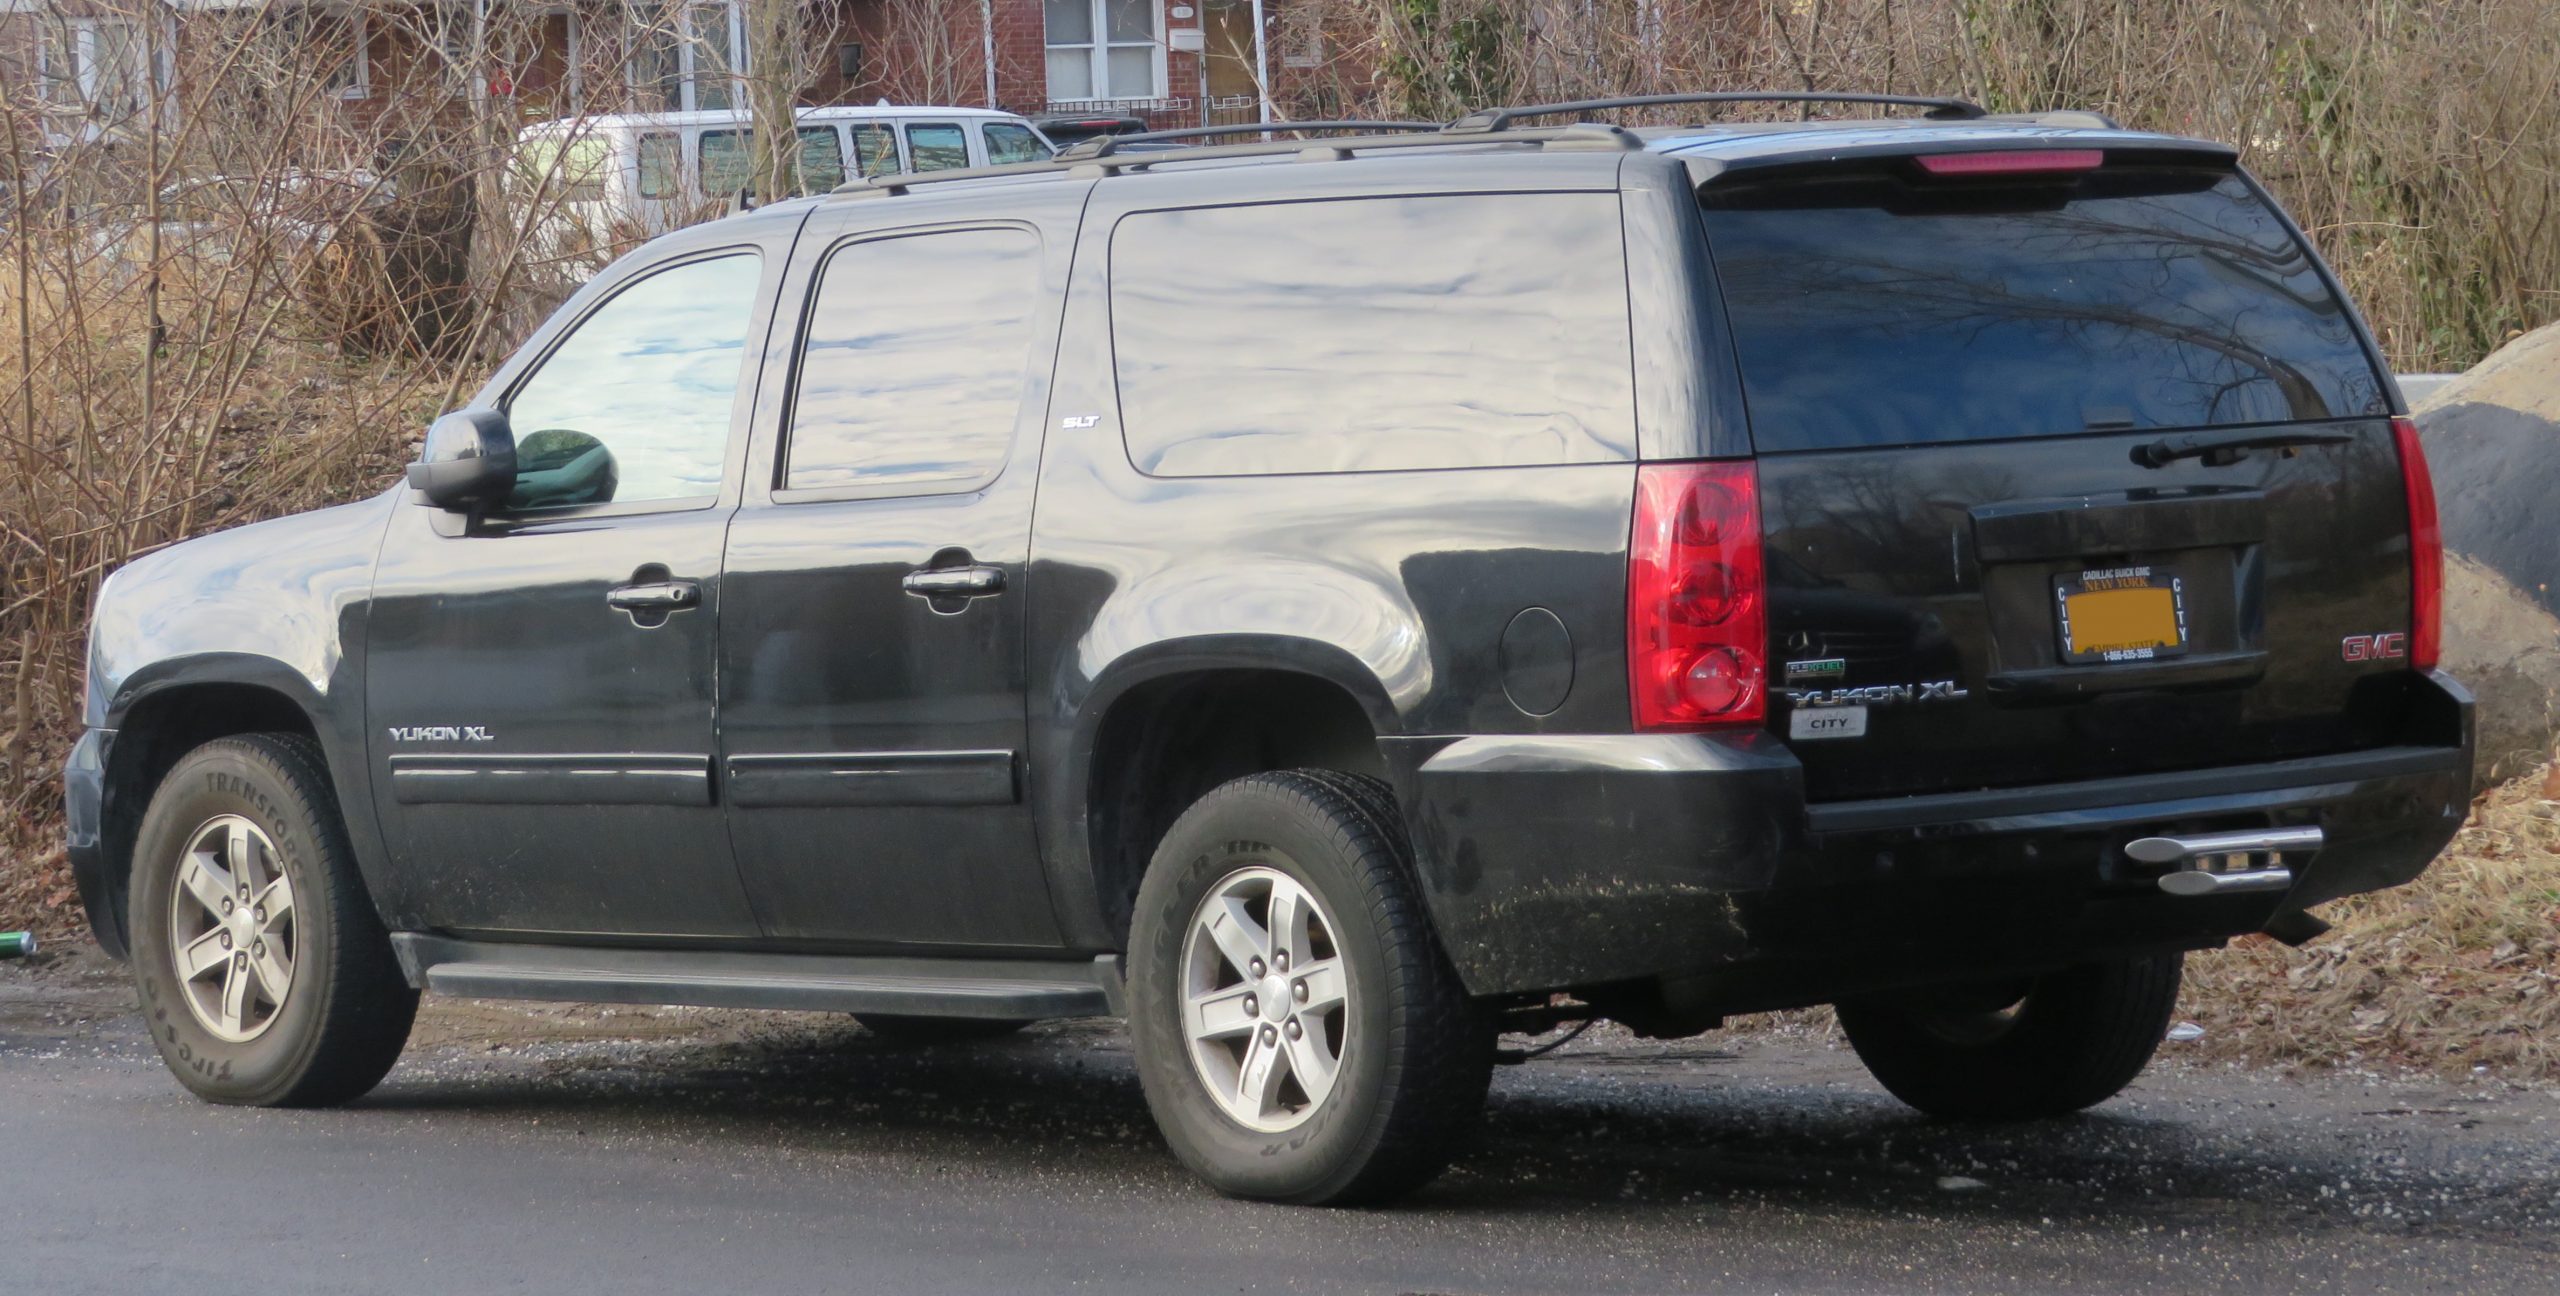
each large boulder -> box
[2415,322,2560,786]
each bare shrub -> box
[1291,0,2557,372]
[0,0,659,932]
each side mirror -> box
[405,409,516,511]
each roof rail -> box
[829,122,1606,200]
[1447,91,1986,133]
[1056,120,1439,161]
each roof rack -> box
[831,122,1632,199]
[1448,91,1986,133]
[829,90,2005,200]
[1056,120,1440,161]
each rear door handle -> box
[902,565,1005,599]
[605,579,701,612]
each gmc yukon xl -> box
[67,93,2472,1205]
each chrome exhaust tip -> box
[2127,826,2320,897]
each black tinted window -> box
[784,228,1041,493]
[504,253,762,510]
[1110,193,1637,476]
[1700,167,2386,453]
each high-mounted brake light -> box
[1629,462,1767,731]
[1913,149,2106,177]
[2391,415,2442,672]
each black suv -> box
[67,94,2472,1205]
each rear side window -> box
[850,123,899,177]
[796,127,845,191]
[1110,193,1637,476]
[698,130,753,198]
[906,123,969,172]
[783,228,1043,494]
[514,133,609,202]
[637,133,679,198]
[1699,166,2386,453]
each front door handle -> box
[901,565,1005,599]
[606,579,701,612]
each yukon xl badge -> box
[386,725,494,743]
[1787,680,1969,707]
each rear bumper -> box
[63,727,123,960]
[1389,672,2474,1002]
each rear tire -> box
[1128,770,1491,1205]
[127,734,417,1107]
[853,1014,1030,1043]
[1837,953,2183,1120]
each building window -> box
[1045,0,1163,102]
[285,8,370,100]
[628,0,746,113]
[37,17,166,128]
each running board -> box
[389,934,1123,1020]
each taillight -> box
[1629,461,1766,730]
[2391,415,2441,672]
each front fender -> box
[78,493,396,933]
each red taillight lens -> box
[1630,461,1766,730]
[2391,415,2442,672]
[1913,148,2105,177]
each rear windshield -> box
[1699,166,2386,453]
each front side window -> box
[784,229,1042,494]
[983,122,1048,165]
[905,123,969,172]
[504,253,763,510]
[1045,0,1161,101]
[1111,193,1638,476]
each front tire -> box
[1837,953,2183,1120]
[127,734,417,1107]
[1128,770,1490,1205]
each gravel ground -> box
[6,944,2557,1294]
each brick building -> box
[5,0,1345,149]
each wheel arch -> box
[1065,637,1400,947]
[93,663,342,958]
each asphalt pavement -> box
[6,950,2556,1294]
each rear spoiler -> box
[1683,133,2240,189]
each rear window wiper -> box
[2131,428,2354,468]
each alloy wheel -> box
[1177,866,1351,1133]
[166,814,296,1043]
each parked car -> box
[1030,112,1147,148]
[512,104,1053,259]
[70,94,2472,1207]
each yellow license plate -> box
[2055,567,2188,664]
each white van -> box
[514,105,1053,257]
